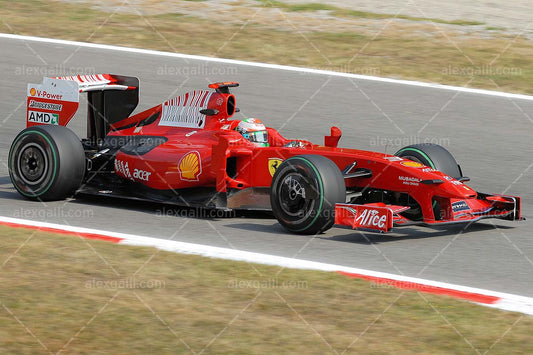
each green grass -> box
[486,26,506,31]
[0,225,532,353]
[256,1,484,25]
[0,0,531,93]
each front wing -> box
[335,193,523,233]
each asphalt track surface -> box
[1,36,532,297]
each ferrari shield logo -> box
[268,158,283,176]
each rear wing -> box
[26,74,139,142]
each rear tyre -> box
[270,155,345,235]
[9,125,85,201]
[395,143,463,179]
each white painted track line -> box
[1,216,532,316]
[1,33,533,101]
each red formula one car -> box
[9,74,523,234]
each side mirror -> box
[325,126,342,147]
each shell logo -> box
[401,161,424,168]
[30,88,36,96]
[178,151,202,181]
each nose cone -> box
[437,179,477,199]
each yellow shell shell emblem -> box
[401,161,424,168]
[30,88,36,96]
[179,151,202,181]
[268,158,283,177]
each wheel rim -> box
[278,173,316,218]
[17,143,48,185]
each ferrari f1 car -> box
[9,74,523,234]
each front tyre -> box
[9,125,85,201]
[395,143,463,220]
[270,155,345,235]
[395,143,463,179]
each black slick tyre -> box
[9,125,85,201]
[395,143,463,179]
[270,155,345,235]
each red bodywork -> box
[24,75,523,233]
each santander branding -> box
[355,208,387,229]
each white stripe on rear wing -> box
[53,74,131,92]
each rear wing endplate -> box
[26,74,139,139]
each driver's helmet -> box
[235,118,269,147]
